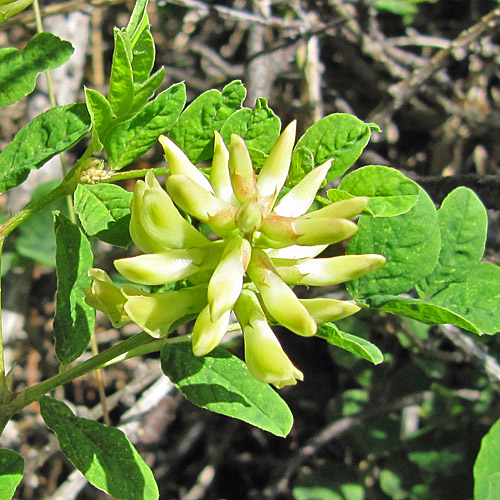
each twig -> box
[1,0,125,27]
[166,0,307,29]
[263,392,429,498]
[439,324,500,386]
[369,6,500,122]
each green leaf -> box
[40,397,159,500]
[85,88,113,149]
[74,183,132,247]
[467,261,500,283]
[289,114,380,185]
[53,212,95,364]
[104,82,186,169]
[327,188,356,203]
[131,26,155,83]
[128,67,165,117]
[220,97,281,154]
[338,165,419,217]
[375,0,418,16]
[0,448,24,500]
[109,29,134,118]
[347,189,441,297]
[429,280,500,335]
[0,32,73,107]
[169,80,246,163]
[126,0,149,47]
[475,419,500,500]
[14,180,68,266]
[418,187,488,298]
[0,103,91,192]
[365,295,482,334]
[293,465,365,500]
[0,0,33,22]
[161,342,293,437]
[317,323,384,364]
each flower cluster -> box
[85,122,385,388]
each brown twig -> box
[369,6,500,122]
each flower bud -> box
[192,305,231,356]
[257,121,296,214]
[159,135,214,193]
[122,285,207,338]
[266,244,327,260]
[114,248,205,285]
[299,298,360,324]
[273,160,331,217]
[166,175,237,236]
[260,215,358,247]
[130,172,209,252]
[211,132,238,205]
[235,200,263,235]
[235,289,304,388]
[247,249,317,337]
[303,196,369,220]
[276,254,386,286]
[229,134,259,204]
[84,269,130,328]
[208,237,251,321]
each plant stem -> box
[0,239,7,403]
[7,332,152,416]
[104,166,171,183]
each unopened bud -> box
[276,254,386,286]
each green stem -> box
[104,166,171,183]
[8,332,151,415]
[0,239,7,403]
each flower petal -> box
[261,215,358,246]
[257,121,296,215]
[208,237,251,321]
[229,134,259,204]
[211,132,238,205]
[114,248,205,285]
[299,298,360,324]
[303,196,369,220]
[159,135,214,192]
[235,289,304,388]
[122,285,207,338]
[130,172,209,252]
[166,174,237,235]
[192,305,231,356]
[247,249,317,337]
[276,254,386,286]
[273,160,331,217]
[84,269,130,328]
